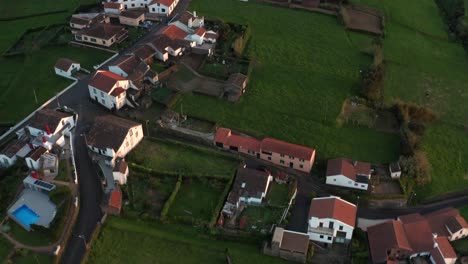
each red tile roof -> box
[430,248,446,264]
[426,208,467,237]
[103,2,122,9]
[163,25,188,40]
[326,159,371,180]
[54,58,78,71]
[133,45,156,60]
[110,87,125,97]
[280,230,310,254]
[227,134,261,152]
[89,70,126,93]
[194,27,206,36]
[308,197,356,227]
[262,138,315,161]
[109,190,122,210]
[205,32,219,39]
[434,236,457,259]
[367,220,413,264]
[149,0,177,7]
[27,147,47,161]
[110,55,141,75]
[400,214,434,253]
[214,128,231,144]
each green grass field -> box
[7,221,54,247]
[239,206,283,231]
[10,250,54,264]
[267,183,290,207]
[129,138,240,177]
[88,217,288,264]
[351,0,468,198]
[0,236,13,261]
[174,0,401,165]
[168,179,224,221]
[0,0,111,123]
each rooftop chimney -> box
[45,124,51,135]
[42,136,47,143]
[193,11,197,17]
[31,171,38,179]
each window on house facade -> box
[280,160,284,164]
[152,8,155,11]
[129,130,133,136]
[84,36,88,40]
[361,185,365,187]
[320,235,324,239]
[339,226,343,231]
[289,156,294,159]
[131,3,135,7]
[300,158,305,162]
[161,8,165,12]
[100,91,104,97]
[354,183,358,186]
[91,38,97,43]
[319,222,323,227]
[268,157,271,161]
[348,181,352,184]
[71,23,75,27]
[327,236,332,241]
[333,179,336,181]
[126,141,129,147]
[299,165,303,168]
[135,131,138,137]
[280,154,284,157]
[101,99,105,104]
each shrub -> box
[361,64,385,103]
[160,175,182,220]
[399,151,432,184]
[209,170,237,227]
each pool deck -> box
[7,189,57,231]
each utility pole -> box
[33,87,38,104]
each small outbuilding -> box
[389,162,401,179]
[54,58,80,79]
[225,73,248,102]
[119,10,145,27]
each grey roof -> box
[227,168,270,204]
[86,115,141,151]
[27,109,72,133]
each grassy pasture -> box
[87,217,288,264]
[173,0,401,164]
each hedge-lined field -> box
[128,138,240,177]
[351,0,468,198]
[87,217,288,264]
[174,0,401,164]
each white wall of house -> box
[0,155,17,168]
[115,125,144,157]
[187,34,204,45]
[448,227,468,241]
[154,49,169,62]
[326,175,368,190]
[308,217,354,243]
[88,80,130,110]
[113,169,129,185]
[149,2,172,16]
[54,63,80,79]
[104,7,123,15]
[110,91,127,110]
[25,157,41,170]
[108,65,129,77]
[119,15,144,27]
[259,151,313,173]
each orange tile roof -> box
[261,137,315,161]
[308,197,356,227]
[55,58,78,71]
[109,190,122,210]
[89,70,126,93]
[227,134,261,152]
[149,0,177,7]
[400,214,434,253]
[426,207,467,237]
[214,128,231,144]
[326,159,371,181]
[194,27,206,36]
[434,236,457,259]
[103,2,122,9]
[163,25,188,40]
[110,87,125,97]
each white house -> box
[148,0,179,16]
[430,235,457,264]
[88,70,138,110]
[325,158,371,191]
[103,2,123,15]
[169,11,204,32]
[54,58,80,79]
[86,115,143,165]
[25,147,48,170]
[222,167,272,217]
[308,196,357,245]
[24,109,76,150]
[108,0,150,10]
[0,139,31,168]
[389,162,401,179]
[113,158,129,185]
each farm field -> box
[0,0,111,123]
[174,0,401,164]
[351,0,468,198]
[128,138,240,177]
[87,217,288,264]
[168,179,224,222]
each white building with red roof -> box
[103,2,123,15]
[148,0,179,16]
[325,158,372,190]
[88,70,135,110]
[54,58,80,79]
[307,196,357,245]
[214,127,316,173]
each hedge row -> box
[208,170,237,227]
[160,175,182,220]
[129,162,231,180]
[0,9,67,21]
[145,136,241,162]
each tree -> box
[361,64,385,103]
[398,151,432,184]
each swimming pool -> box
[12,205,40,228]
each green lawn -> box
[350,0,468,198]
[0,236,13,261]
[168,179,224,222]
[266,183,290,208]
[54,160,69,182]
[125,172,176,216]
[174,0,401,165]
[129,138,240,177]
[6,221,54,247]
[87,217,288,264]
[10,250,54,264]
[239,206,283,231]
[0,166,25,219]
[0,0,111,123]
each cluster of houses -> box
[0,109,78,231]
[105,0,180,17]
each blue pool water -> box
[12,205,40,228]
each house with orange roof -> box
[325,158,372,190]
[148,0,180,16]
[103,2,123,15]
[214,127,316,173]
[88,70,137,110]
[307,196,357,245]
[367,208,466,264]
